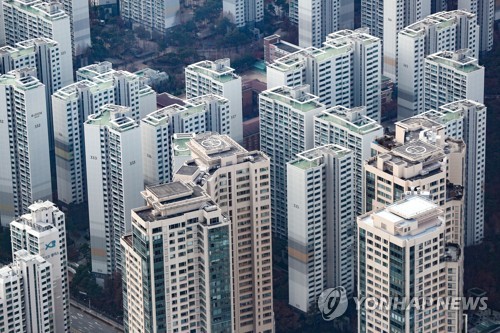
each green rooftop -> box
[314,43,351,62]
[173,137,192,156]
[86,107,137,132]
[0,74,42,91]
[428,54,482,73]
[266,89,323,112]
[315,112,382,134]
[188,64,238,83]
[290,158,320,170]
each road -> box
[70,306,122,333]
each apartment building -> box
[361,0,431,81]
[289,0,354,46]
[121,0,180,33]
[1,0,73,87]
[0,38,68,96]
[287,145,354,312]
[57,0,91,56]
[459,0,494,52]
[259,85,325,237]
[0,70,51,226]
[52,80,115,205]
[364,132,465,212]
[267,29,382,121]
[84,105,144,276]
[121,182,232,333]
[141,95,231,186]
[424,50,484,112]
[394,116,467,245]
[0,250,56,333]
[418,100,487,246]
[223,0,263,26]
[10,201,69,332]
[314,106,383,215]
[173,132,274,332]
[397,10,479,119]
[53,66,156,205]
[0,37,68,161]
[358,195,463,333]
[297,0,339,47]
[185,59,243,142]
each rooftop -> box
[186,59,240,83]
[290,144,351,170]
[156,92,186,108]
[316,106,382,134]
[261,85,324,112]
[190,132,245,158]
[400,10,475,38]
[0,70,42,90]
[176,165,199,176]
[392,140,442,162]
[426,50,483,73]
[148,181,193,201]
[388,195,437,220]
[326,28,380,46]
[172,133,195,157]
[360,195,443,239]
[136,182,216,222]
[5,0,69,21]
[85,104,138,131]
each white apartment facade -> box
[0,250,56,333]
[141,95,231,186]
[287,145,354,312]
[76,62,157,120]
[0,256,25,332]
[53,66,156,205]
[223,0,263,26]
[0,38,67,156]
[360,0,383,39]
[314,106,383,216]
[84,105,144,276]
[267,29,382,121]
[57,0,91,56]
[0,70,51,226]
[424,49,484,112]
[173,133,274,332]
[0,38,67,96]
[297,0,340,48]
[185,59,243,142]
[358,195,463,333]
[100,69,157,120]
[1,0,73,87]
[121,182,232,333]
[459,0,494,52]
[360,0,431,81]
[10,201,69,333]
[259,85,325,237]
[383,0,431,81]
[52,80,115,205]
[121,0,180,32]
[75,61,114,81]
[397,10,480,119]
[419,100,487,246]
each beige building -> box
[121,182,232,333]
[365,116,466,214]
[174,132,274,333]
[358,194,464,332]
